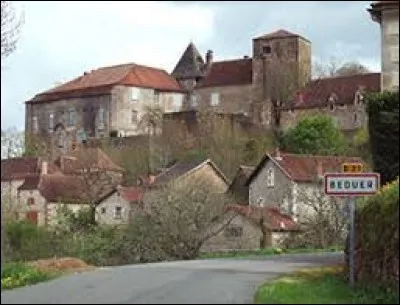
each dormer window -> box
[263,45,272,54]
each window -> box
[224,225,243,238]
[114,206,122,219]
[27,198,35,206]
[131,110,138,124]
[354,113,358,123]
[32,116,38,133]
[211,92,220,107]
[48,113,54,132]
[267,168,274,187]
[154,91,160,107]
[100,207,106,214]
[263,45,272,54]
[131,87,140,101]
[98,108,105,129]
[68,109,76,126]
[173,94,183,111]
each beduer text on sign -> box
[324,173,380,196]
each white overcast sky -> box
[1,1,380,131]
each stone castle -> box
[25,28,381,159]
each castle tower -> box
[251,29,312,118]
[171,42,205,92]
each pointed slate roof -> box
[172,42,205,80]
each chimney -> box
[275,147,282,160]
[206,50,213,65]
[41,161,48,175]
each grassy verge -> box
[1,262,59,291]
[199,247,342,259]
[254,266,399,304]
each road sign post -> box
[348,196,355,287]
[324,171,380,287]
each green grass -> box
[199,246,342,259]
[254,266,399,304]
[1,262,58,291]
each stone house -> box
[246,149,366,222]
[281,73,381,131]
[95,186,144,225]
[25,63,186,159]
[146,158,230,193]
[368,1,399,92]
[1,147,126,226]
[201,204,300,251]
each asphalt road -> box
[1,252,343,304]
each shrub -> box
[367,91,399,185]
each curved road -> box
[1,252,343,304]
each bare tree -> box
[140,179,236,260]
[58,150,123,225]
[1,1,23,60]
[283,182,348,249]
[313,57,371,79]
[1,127,24,159]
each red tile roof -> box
[28,63,183,103]
[55,148,124,174]
[291,73,380,109]
[247,152,365,184]
[1,157,40,181]
[227,204,300,232]
[17,175,41,191]
[196,58,253,88]
[38,174,115,203]
[254,29,310,43]
[120,186,143,202]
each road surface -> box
[1,252,343,304]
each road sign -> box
[324,173,380,196]
[324,172,380,288]
[342,163,363,173]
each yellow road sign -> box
[342,163,363,173]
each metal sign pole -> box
[349,196,355,287]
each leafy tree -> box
[282,115,347,155]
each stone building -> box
[25,63,185,159]
[170,28,380,132]
[281,73,381,131]
[245,149,365,222]
[1,147,125,226]
[368,1,399,91]
[172,29,312,124]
